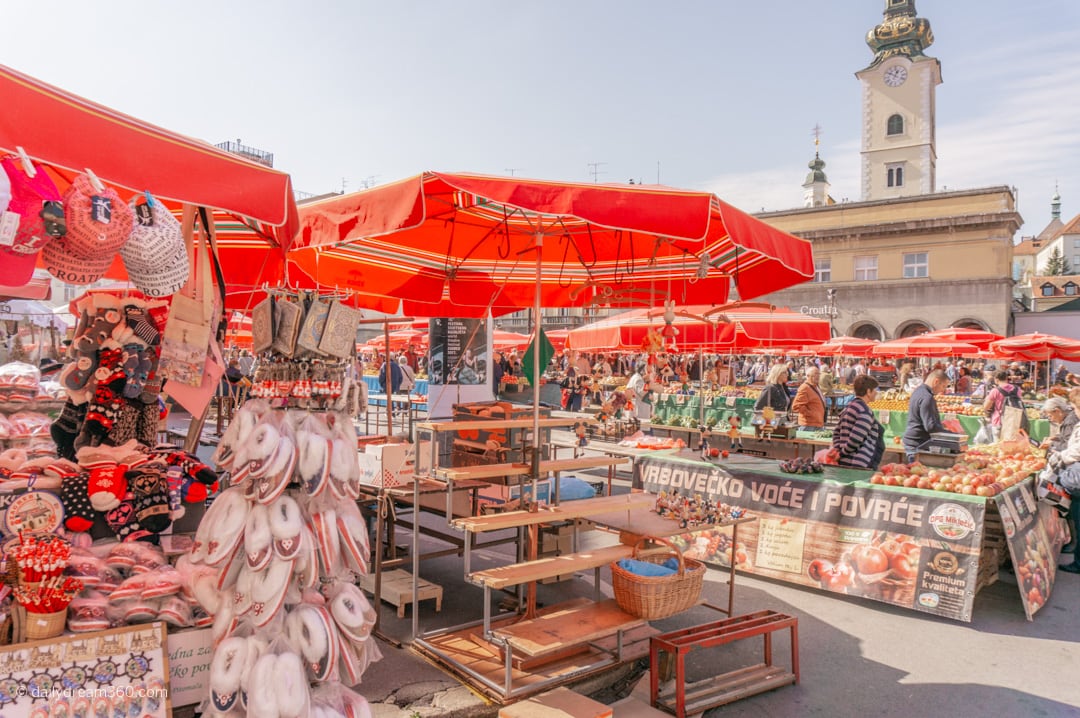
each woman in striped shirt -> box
[831,375,886,470]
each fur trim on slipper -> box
[330,583,376,644]
[249,558,293,628]
[210,637,249,713]
[274,652,311,718]
[270,495,304,561]
[245,502,273,571]
[204,489,249,567]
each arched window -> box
[887,114,904,136]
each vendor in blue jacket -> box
[902,369,948,463]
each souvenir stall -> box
[0,63,372,717]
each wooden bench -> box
[453,492,653,533]
[649,610,799,718]
[359,569,443,619]
[494,598,644,660]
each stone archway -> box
[950,318,990,331]
[897,321,932,338]
[848,321,885,341]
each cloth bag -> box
[157,206,218,387]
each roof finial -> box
[1051,181,1062,220]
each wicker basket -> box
[23,608,67,641]
[610,537,705,620]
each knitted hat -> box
[0,157,62,286]
[120,197,188,298]
[42,173,133,285]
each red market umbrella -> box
[0,64,298,248]
[566,305,726,351]
[291,172,814,311]
[808,336,879,357]
[544,329,569,352]
[924,328,1003,350]
[989,332,1080,362]
[364,329,429,351]
[871,335,980,358]
[704,305,831,351]
[492,330,531,351]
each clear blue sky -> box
[5,1,1077,235]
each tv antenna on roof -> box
[587,162,607,183]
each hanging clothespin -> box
[144,191,155,208]
[15,147,35,177]
[85,169,105,193]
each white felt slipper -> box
[250,558,293,628]
[288,604,337,683]
[211,598,238,645]
[209,636,248,713]
[244,423,281,480]
[274,652,311,718]
[270,495,304,561]
[243,653,280,718]
[312,509,340,575]
[338,628,362,687]
[204,490,249,567]
[232,565,254,616]
[341,688,374,718]
[330,583,376,644]
[257,435,296,505]
[294,524,319,591]
[245,503,273,571]
[215,543,245,592]
[337,507,370,576]
[327,438,354,501]
[297,435,331,497]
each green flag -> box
[522,327,555,387]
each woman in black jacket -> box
[754,363,791,414]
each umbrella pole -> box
[532,234,542,508]
[385,322,393,438]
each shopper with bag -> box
[1045,388,1080,571]
[981,370,1029,441]
[397,355,415,394]
[830,375,886,469]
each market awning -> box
[0,63,298,249]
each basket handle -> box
[632,536,685,576]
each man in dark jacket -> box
[378,354,403,394]
[902,369,948,462]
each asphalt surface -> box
[175,411,1080,717]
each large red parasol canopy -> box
[290,172,815,311]
[924,327,1003,351]
[808,335,879,357]
[989,332,1080,362]
[871,335,980,358]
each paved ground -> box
[173,411,1080,717]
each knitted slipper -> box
[124,598,161,623]
[142,569,183,599]
[157,595,193,627]
[269,495,304,561]
[244,503,273,571]
[330,583,376,644]
[209,637,248,713]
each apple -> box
[890,551,919,580]
[853,545,889,575]
[807,558,832,582]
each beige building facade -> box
[758,188,1020,339]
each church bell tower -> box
[855,0,941,200]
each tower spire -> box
[1051,182,1062,220]
[803,124,830,208]
[864,0,934,68]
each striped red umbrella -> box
[924,328,1003,350]
[808,336,879,357]
[989,332,1080,362]
[871,335,980,357]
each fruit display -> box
[935,395,986,416]
[866,388,910,412]
[779,457,824,474]
[670,529,752,569]
[868,446,1046,497]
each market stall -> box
[633,448,1065,622]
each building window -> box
[813,258,831,283]
[1066,282,1078,297]
[886,163,904,188]
[1073,255,1080,267]
[854,255,878,281]
[887,114,904,136]
[1041,283,1056,297]
[903,252,928,278]
[1074,238,1080,249]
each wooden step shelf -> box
[438,456,629,483]
[418,417,594,433]
[469,544,635,589]
[453,492,654,533]
[649,610,799,718]
[494,598,644,659]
